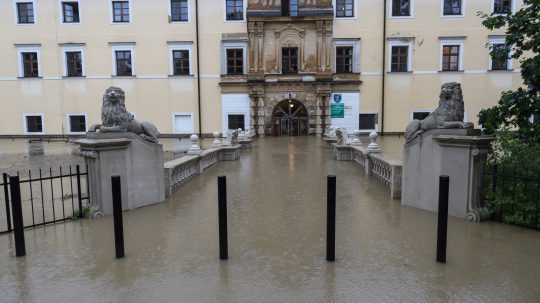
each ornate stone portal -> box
[221,0,361,136]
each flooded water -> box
[0,137,539,303]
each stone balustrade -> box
[164,145,241,197]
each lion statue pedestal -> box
[75,87,165,216]
[401,83,493,219]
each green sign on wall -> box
[331,94,345,118]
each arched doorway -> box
[271,99,308,136]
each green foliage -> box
[477,0,540,143]
[486,131,540,229]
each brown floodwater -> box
[0,137,539,303]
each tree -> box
[478,0,540,143]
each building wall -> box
[0,0,525,136]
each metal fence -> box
[0,165,90,234]
[483,164,540,230]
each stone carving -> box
[335,128,349,145]
[367,131,381,153]
[405,82,473,142]
[230,129,239,145]
[350,130,362,146]
[88,87,160,143]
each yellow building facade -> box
[0,0,524,137]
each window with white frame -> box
[15,0,35,24]
[61,1,80,23]
[334,39,360,73]
[63,47,85,77]
[170,0,188,22]
[493,0,512,14]
[111,0,130,23]
[359,113,377,131]
[222,41,247,75]
[335,0,354,18]
[173,113,194,134]
[228,114,245,130]
[225,0,244,21]
[111,45,135,76]
[17,46,41,78]
[389,40,412,72]
[489,38,511,71]
[169,43,192,76]
[391,0,412,17]
[442,0,462,16]
[24,114,44,134]
[440,39,464,72]
[67,114,87,133]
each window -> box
[115,50,133,76]
[494,0,512,14]
[413,111,430,120]
[289,0,298,17]
[391,45,409,72]
[16,1,35,24]
[172,50,190,75]
[173,113,194,134]
[442,45,460,71]
[359,114,377,131]
[68,115,86,133]
[61,1,80,23]
[21,52,39,78]
[443,0,462,16]
[282,47,298,74]
[228,114,245,130]
[65,51,83,77]
[171,0,188,22]
[112,1,130,23]
[24,115,44,134]
[336,0,354,18]
[490,43,510,71]
[336,46,353,73]
[226,0,243,21]
[392,0,411,17]
[226,48,244,75]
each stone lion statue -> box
[405,82,473,142]
[335,128,348,145]
[88,87,160,143]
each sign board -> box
[331,94,345,118]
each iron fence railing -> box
[0,165,90,234]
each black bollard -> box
[111,176,125,259]
[9,176,26,257]
[326,175,336,262]
[3,173,12,232]
[218,176,228,260]
[436,175,449,263]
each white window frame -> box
[334,39,361,73]
[492,0,516,15]
[109,0,132,24]
[358,112,378,133]
[226,113,247,131]
[224,0,246,22]
[441,0,465,18]
[410,110,432,121]
[62,46,85,77]
[168,42,193,76]
[488,37,512,71]
[388,39,413,72]
[440,39,464,72]
[333,0,357,20]
[389,0,415,19]
[59,0,81,24]
[13,0,37,25]
[221,41,248,75]
[66,113,88,134]
[23,113,45,135]
[17,46,41,78]
[172,112,194,134]
[169,0,190,23]
[111,44,135,77]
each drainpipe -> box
[380,0,387,135]
[195,0,202,137]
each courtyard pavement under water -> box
[1,137,539,303]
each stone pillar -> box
[318,93,331,136]
[257,96,266,137]
[250,93,266,137]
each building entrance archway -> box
[271,99,308,136]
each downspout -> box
[195,0,202,137]
[380,0,387,135]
